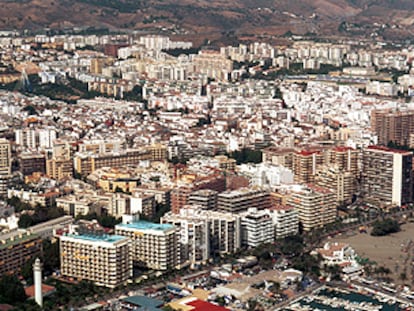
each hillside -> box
[1,0,414,42]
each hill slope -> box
[1,0,414,40]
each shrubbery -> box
[371,218,400,236]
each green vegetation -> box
[22,104,38,115]
[18,206,65,229]
[0,274,27,304]
[162,47,200,57]
[6,196,32,213]
[371,218,400,236]
[229,148,262,164]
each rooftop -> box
[64,233,126,243]
[117,220,175,231]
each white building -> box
[237,163,294,189]
[240,208,274,248]
[268,205,299,239]
[115,217,178,271]
[161,206,241,267]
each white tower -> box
[33,258,43,307]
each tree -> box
[0,274,27,304]
[18,214,34,228]
[371,218,400,236]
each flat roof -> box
[117,221,174,231]
[64,233,126,243]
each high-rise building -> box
[267,205,299,239]
[292,150,324,184]
[60,229,131,288]
[115,219,178,271]
[161,206,241,267]
[240,208,274,248]
[361,146,413,206]
[315,166,356,205]
[0,139,11,175]
[0,230,42,275]
[371,108,414,146]
[287,185,337,231]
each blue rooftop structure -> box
[120,295,164,311]
[66,233,126,243]
[117,220,174,231]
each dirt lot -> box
[331,222,414,284]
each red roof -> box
[367,145,412,154]
[186,300,230,311]
[25,284,56,298]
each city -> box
[1,2,414,311]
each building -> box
[0,139,11,175]
[171,173,226,214]
[315,166,356,205]
[361,146,413,207]
[188,189,218,210]
[60,226,131,288]
[0,230,42,274]
[217,188,270,213]
[74,149,152,176]
[115,219,178,270]
[46,157,73,180]
[241,208,274,248]
[162,206,241,267]
[287,185,337,231]
[371,108,414,146]
[19,152,46,175]
[268,205,299,239]
[292,150,324,184]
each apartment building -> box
[315,166,356,205]
[371,108,414,146]
[268,205,299,239]
[115,220,178,270]
[60,230,131,288]
[19,152,46,175]
[188,189,218,210]
[171,174,225,214]
[74,149,153,176]
[161,206,241,266]
[0,230,42,274]
[287,185,337,231]
[0,139,11,175]
[240,208,274,248]
[46,157,73,180]
[217,188,271,213]
[361,146,413,207]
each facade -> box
[19,152,46,175]
[268,205,299,239]
[0,139,11,175]
[188,189,218,210]
[46,157,73,180]
[217,188,270,213]
[162,206,241,267]
[361,146,413,206]
[241,208,274,248]
[60,232,131,288]
[371,108,414,146]
[115,220,178,270]
[315,166,356,205]
[74,149,152,176]
[0,231,42,275]
[287,185,337,231]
